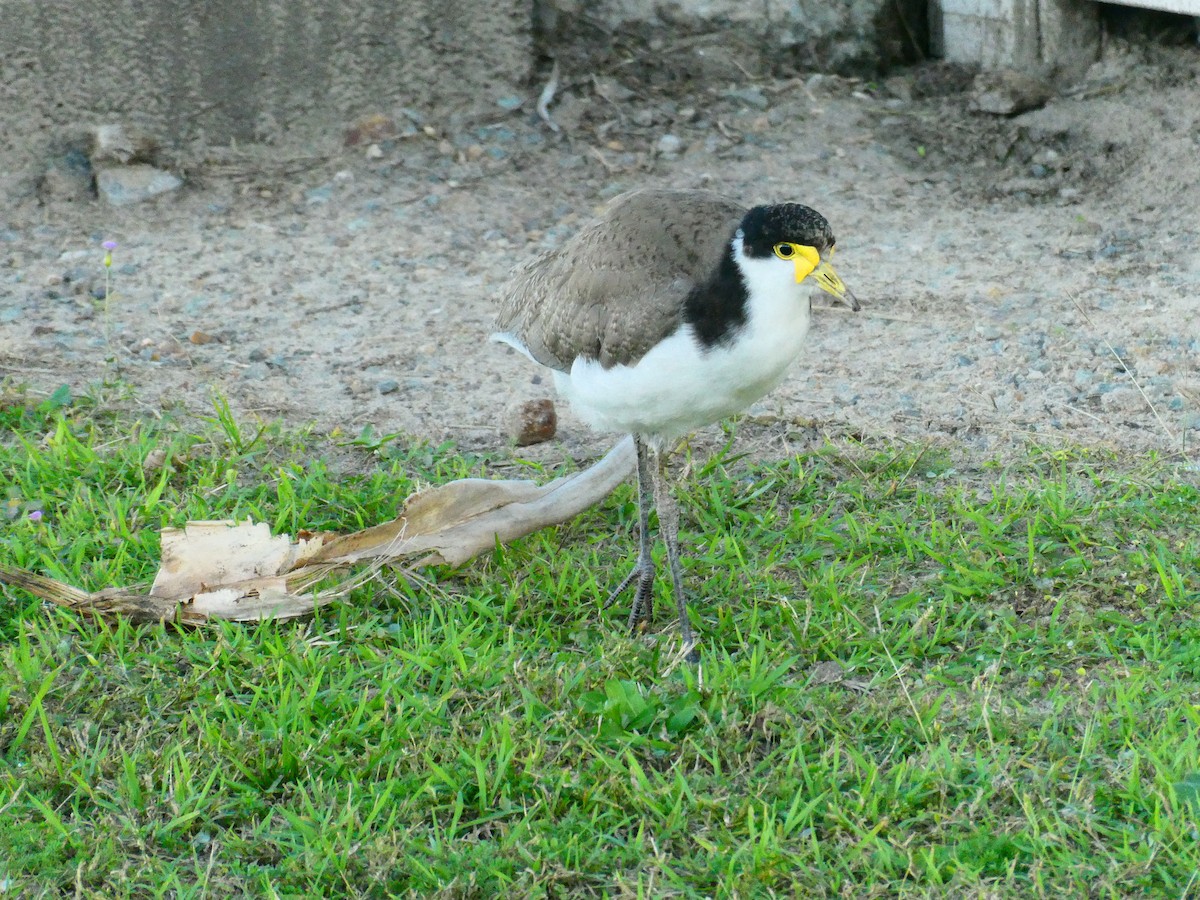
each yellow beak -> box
[805,258,860,311]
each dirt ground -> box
[2,41,1199,470]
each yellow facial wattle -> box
[772,241,859,310]
[772,242,820,282]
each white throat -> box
[729,232,813,339]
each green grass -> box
[3,384,1200,898]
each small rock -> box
[971,70,1052,116]
[344,113,397,147]
[593,77,634,103]
[95,164,182,206]
[656,134,685,156]
[504,398,557,446]
[189,330,217,345]
[305,184,333,205]
[89,123,158,165]
[975,325,1003,340]
[365,143,384,160]
[247,348,267,362]
[725,86,769,110]
[378,379,400,395]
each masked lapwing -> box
[492,188,859,658]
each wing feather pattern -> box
[494,189,744,371]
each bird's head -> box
[737,203,860,311]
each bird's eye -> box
[773,243,795,260]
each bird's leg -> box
[604,435,656,629]
[650,445,698,660]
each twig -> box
[537,61,562,133]
[588,146,618,172]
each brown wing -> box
[494,189,745,371]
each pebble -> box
[95,165,183,206]
[726,86,769,110]
[378,379,400,394]
[656,134,685,156]
[504,398,557,446]
[305,184,333,205]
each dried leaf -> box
[0,437,637,625]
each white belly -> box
[556,312,811,446]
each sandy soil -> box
[2,42,1198,469]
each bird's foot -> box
[603,558,655,632]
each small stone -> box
[365,143,384,159]
[656,134,685,156]
[975,324,1003,340]
[344,114,397,147]
[247,348,267,362]
[971,70,1052,116]
[726,86,769,110]
[189,330,217,345]
[305,184,333,205]
[592,77,634,103]
[89,123,158,164]
[95,164,183,206]
[378,379,400,394]
[504,398,557,446]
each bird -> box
[492,188,859,657]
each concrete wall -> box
[0,0,532,152]
[931,0,1101,76]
